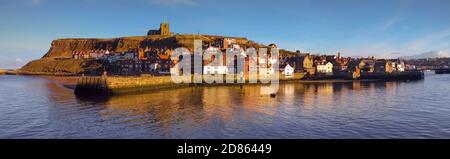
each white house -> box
[224,38,236,47]
[150,63,159,72]
[283,64,294,78]
[317,62,333,75]
[395,61,405,72]
[203,66,228,75]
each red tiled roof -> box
[158,54,170,60]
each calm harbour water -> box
[1,72,450,138]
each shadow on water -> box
[75,94,110,103]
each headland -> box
[16,22,424,95]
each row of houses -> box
[278,52,416,79]
[70,43,416,79]
[346,57,411,79]
[103,48,174,75]
[197,44,282,79]
[73,50,112,59]
[72,48,174,75]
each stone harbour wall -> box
[75,73,306,95]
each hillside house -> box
[374,60,394,74]
[283,64,294,78]
[316,62,333,75]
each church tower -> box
[160,22,170,36]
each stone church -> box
[147,22,173,36]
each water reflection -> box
[1,75,448,138]
[99,81,404,130]
[81,79,439,138]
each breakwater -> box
[74,76,109,96]
[74,71,424,96]
[75,73,305,95]
[105,76,190,94]
[359,71,424,81]
[435,69,450,74]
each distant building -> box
[360,59,376,73]
[138,48,147,60]
[374,60,394,74]
[208,36,247,49]
[224,38,236,49]
[316,62,333,75]
[268,43,278,49]
[393,60,406,72]
[283,64,294,78]
[158,54,172,73]
[303,56,315,75]
[147,22,172,36]
[347,59,363,79]
[405,64,416,71]
[285,54,314,75]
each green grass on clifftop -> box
[20,58,102,75]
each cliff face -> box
[21,34,297,75]
[20,58,103,75]
[43,37,147,58]
[21,36,151,75]
[41,34,294,59]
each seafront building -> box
[316,62,333,75]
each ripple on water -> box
[1,75,450,138]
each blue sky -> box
[1,0,450,69]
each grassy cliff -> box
[20,58,102,75]
[20,34,299,75]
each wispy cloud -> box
[340,27,450,58]
[378,17,401,32]
[149,0,198,7]
[404,27,450,53]
[340,41,397,58]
